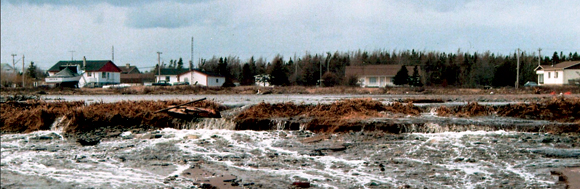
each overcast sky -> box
[2,0,579,70]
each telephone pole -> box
[22,55,25,87]
[69,50,75,61]
[11,54,17,86]
[538,48,542,66]
[157,51,162,82]
[516,48,520,89]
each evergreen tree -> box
[177,58,184,70]
[241,63,254,85]
[393,66,409,85]
[269,59,289,86]
[410,65,423,86]
[218,57,228,77]
[552,52,560,64]
[26,62,37,79]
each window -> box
[555,72,558,78]
[538,74,544,84]
[216,79,219,83]
[102,72,106,78]
[548,72,551,78]
[369,77,377,84]
[165,76,170,82]
[87,72,92,77]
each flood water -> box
[2,94,579,188]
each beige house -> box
[535,61,580,85]
[345,65,419,87]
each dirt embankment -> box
[235,97,580,134]
[0,100,226,138]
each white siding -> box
[79,71,120,87]
[362,76,394,87]
[178,71,225,86]
[541,70,564,85]
[207,76,225,87]
[563,69,580,84]
[155,75,179,83]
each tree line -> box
[165,50,580,87]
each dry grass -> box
[1,100,226,134]
[235,98,421,133]
[0,101,85,133]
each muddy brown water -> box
[2,94,579,188]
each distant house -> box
[155,68,226,87]
[1,63,17,86]
[120,63,141,74]
[345,65,419,87]
[535,61,580,85]
[46,57,122,87]
[119,63,144,84]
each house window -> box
[369,77,377,85]
[548,72,551,78]
[555,72,558,78]
[107,73,110,79]
[102,72,106,78]
[216,79,219,83]
[538,74,544,84]
[166,76,170,81]
[87,72,92,77]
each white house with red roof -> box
[46,57,122,88]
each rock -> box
[292,181,311,188]
[76,136,101,146]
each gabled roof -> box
[536,61,580,71]
[345,65,418,77]
[1,63,14,70]
[120,65,140,74]
[49,67,79,78]
[48,60,119,72]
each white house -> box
[46,57,121,88]
[155,68,226,87]
[345,65,419,87]
[535,61,580,85]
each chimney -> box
[83,56,86,69]
[126,63,130,69]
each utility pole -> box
[538,48,542,66]
[190,37,194,68]
[319,61,322,87]
[516,48,520,89]
[69,50,75,61]
[22,55,25,88]
[157,51,162,82]
[11,54,17,86]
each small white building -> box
[46,58,121,88]
[155,68,225,87]
[345,65,419,87]
[535,61,580,85]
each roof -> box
[1,63,14,70]
[120,64,140,74]
[156,68,190,75]
[345,65,418,77]
[49,67,79,78]
[48,60,119,72]
[537,61,580,71]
